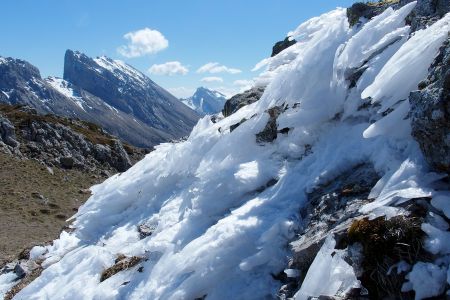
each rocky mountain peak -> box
[0,57,41,82]
[64,49,154,97]
[181,86,226,115]
[195,86,225,98]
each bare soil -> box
[0,153,107,266]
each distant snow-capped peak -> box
[181,87,227,115]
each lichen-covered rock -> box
[111,139,132,172]
[222,87,265,117]
[93,144,111,163]
[0,115,19,148]
[410,38,450,173]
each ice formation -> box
[294,237,360,299]
[4,1,450,299]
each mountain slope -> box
[64,50,199,137]
[0,54,198,148]
[181,87,227,115]
[44,76,173,147]
[0,103,146,268]
[3,1,450,299]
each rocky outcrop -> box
[271,37,296,57]
[277,164,379,299]
[100,255,144,282]
[256,106,284,143]
[0,115,19,148]
[347,1,397,27]
[348,0,450,30]
[403,0,450,31]
[410,38,450,173]
[222,87,265,117]
[0,104,142,173]
[1,257,43,300]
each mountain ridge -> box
[0,51,200,148]
[64,50,199,137]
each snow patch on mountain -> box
[93,56,147,86]
[45,77,88,111]
[1,90,10,99]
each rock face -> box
[410,38,450,173]
[0,52,200,148]
[271,37,296,57]
[277,164,379,299]
[0,57,73,110]
[347,0,450,30]
[180,87,226,115]
[346,2,391,27]
[63,50,199,138]
[403,0,450,30]
[0,115,19,148]
[0,104,141,173]
[255,106,284,143]
[222,87,265,117]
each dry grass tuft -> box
[348,216,427,299]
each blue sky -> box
[0,0,357,98]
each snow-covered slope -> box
[5,1,450,299]
[181,87,227,115]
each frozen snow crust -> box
[8,2,450,299]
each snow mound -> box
[9,3,450,300]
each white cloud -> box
[167,87,195,98]
[200,76,223,83]
[232,79,255,93]
[212,86,242,98]
[197,62,242,74]
[118,28,168,58]
[148,61,189,76]
[233,79,254,87]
